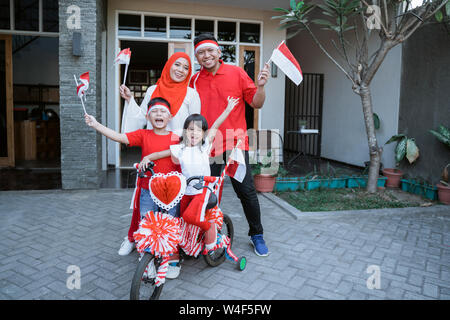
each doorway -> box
[0,35,13,167]
[239,45,260,130]
[119,40,168,167]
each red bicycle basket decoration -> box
[149,172,186,211]
[133,211,181,257]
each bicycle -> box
[129,160,247,300]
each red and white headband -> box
[194,40,219,54]
[148,103,171,115]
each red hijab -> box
[151,52,192,117]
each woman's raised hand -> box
[119,84,132,102]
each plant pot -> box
[274,177,300,192]
[253,174,276,192]
[401,179,438,201]
[347,175,387,188]
[437,183,450,205]
[382,168,403,188]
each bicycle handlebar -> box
[133,161,155,178]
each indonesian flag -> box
[115,48,131,65]
[76,72,89,99]
[270,40,303,85]
[225,143,246,183]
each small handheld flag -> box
[269,41,303,86]
[115,48,132,85]
[74,71,90,114]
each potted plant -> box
[429,125,450,204]
[251,150,279,192]
[382,134,420,188]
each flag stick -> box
[123,63,129,85]
[258,58,271,81]
[74,74,87,115]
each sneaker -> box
[250,234,269,257]
[118,237,135,256]
[166,261,181,279]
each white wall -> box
[106,0,286,166]
[288,25,401,169]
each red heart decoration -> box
[149,172,186,210]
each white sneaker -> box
[118,237,135,256]
[165,261,181,279]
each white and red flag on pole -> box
[115,48,131,65]
[225,140,246,183]
[115,48,131,85]
[269,40,303,86]
[74,71,90,114]
[76,72,90,99]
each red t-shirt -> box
[126,129,180,189]
[189,61,257,156]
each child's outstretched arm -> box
[206,96,239,142]
[85,114,129,144]
[138,149,172,171]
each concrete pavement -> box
[0,181,449,300]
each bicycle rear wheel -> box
[130,253,164,300]
[203,213,234,267]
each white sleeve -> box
[121,97,147,133]
[188,88,201,115]
[170,144,183,160]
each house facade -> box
[0,0,448,190]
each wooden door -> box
[239,45,260,130]
[0,35,14,167]
[168,42,191,57]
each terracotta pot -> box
[437,183,450,205]
[382,168,403,188]
[253,174,276,192]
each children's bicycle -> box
[129,160,247,300]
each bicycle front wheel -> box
[203,213,234,267]
[130,252,164,300]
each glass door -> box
[0,35,14,167]
[239,45,260,130]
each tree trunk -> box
[359,85,382,193]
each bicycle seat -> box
[186,176,218,210]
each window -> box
[118,14,141,37]
[43,0,58,32]
[0,0,10,30]
[240,23,260,43]
[14,0,39,31]
[0,0,59,33]
[220,45,236,64]
[195,19,213,37]
[218,21,236,42]
[144,16,166,38]
[116,12,262,67]
[170,18,191,39]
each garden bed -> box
[275,188,427,212]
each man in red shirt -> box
[190,34,271,256]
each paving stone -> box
[0,186,449,300]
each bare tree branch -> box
[303,23,357,87]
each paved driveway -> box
[0,182,449,300]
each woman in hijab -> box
[120,52,200,137]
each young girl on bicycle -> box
[139,97,239,254]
